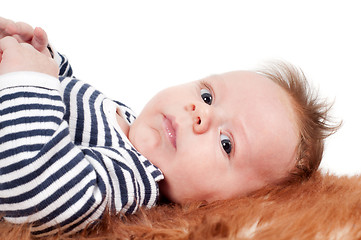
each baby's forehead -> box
[205,71,284,99]
[208,70,272,84]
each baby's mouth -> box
[163,115,177,149]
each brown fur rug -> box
[1,171,361,240]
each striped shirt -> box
[0,51,164,237]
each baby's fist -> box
[0,36,58,77]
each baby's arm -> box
[0,18,159,238]
[0,38,101,237]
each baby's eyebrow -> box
[210,74,224,82]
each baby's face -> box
[128,71,299,203]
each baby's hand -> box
[0,36,58,77]
[0,17,51,57]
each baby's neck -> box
[115,108,130,137]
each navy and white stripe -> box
[0,52,163,237]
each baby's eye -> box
[221,134,232,155]
[200,88,213,105]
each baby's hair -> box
[257,62,341,183]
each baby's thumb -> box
[32,27,49,54]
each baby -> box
[0,17,337,237]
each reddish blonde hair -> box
[257,62,341,182]
[3,172,361,239]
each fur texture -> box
[1,171,361,239]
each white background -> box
[3,0,361,176]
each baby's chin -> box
[157,180,192,204]
[157,180,215,204]
[128,123,161,155]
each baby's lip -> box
[163,115,177,149]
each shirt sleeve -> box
[0,72,108,237]
[47,44,74,78]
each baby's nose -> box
[187,103,212,134]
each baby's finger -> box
[0,17,13,30]
[12,21,34,42]
[0,16,9,28]
[0,17,9,33]
[32,27,49,52]
[0,18,16,37]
